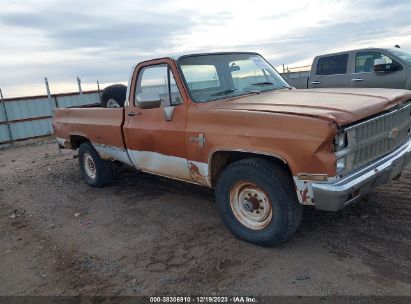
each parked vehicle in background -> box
[283,47,411,90]
[53,52,411,247]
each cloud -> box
[1,11,188,51]
[0,0,411,97]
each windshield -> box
[178,53,290,103]
[388,48,411,65]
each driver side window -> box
[135,64,182,107]
[355,51,396,73]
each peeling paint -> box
[125,151,211,186]
[294,176,315,205]
[300,187,309,204]
[92,143,134,166]
[188,162,201,176]
[56,137,72,149]
[188,161,210,186]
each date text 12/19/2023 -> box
[149,296,258,303]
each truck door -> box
[350,50,406,89]
[309,53,350,88]
[123,59,192,181]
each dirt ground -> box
[0,138,410,296]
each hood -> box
[215,88,411,127]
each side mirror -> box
[374,58,401,73]
[229,63,240,72]
[137,99,162,109]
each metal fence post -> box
[0,89,13,144]
[53,95,59,108]
[44,77,57,110]
[77,77,86,105]
[97,80,102,103]
[44,78,61,153]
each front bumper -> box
[312,137,411,211]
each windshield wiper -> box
[251,81,274,86]
[210,89,236,96]
[244,89,260,94]
[260,85,292,92]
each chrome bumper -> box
[313,137,411,211]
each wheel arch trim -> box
[207,149,290,187]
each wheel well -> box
[70,135,89,149]
[209,151,292,187]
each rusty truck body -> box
[53,52,411,246]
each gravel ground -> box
[0,138,410,296]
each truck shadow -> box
[112,162,411,241]
[110,162,411,284]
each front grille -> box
[344,102,411,172]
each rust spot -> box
[189,162,201,176]
[247,195,260,210]
[188,161,208,185]
[300,187,309,204]
[63,141,72,149]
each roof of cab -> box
[138,51,261,63]
[314,47,395,59]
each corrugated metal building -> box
[0,91,100,148]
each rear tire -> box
[215,158,303,246]
[101,84,127,108]
[78,142,113,187]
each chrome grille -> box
[344,102,411,172]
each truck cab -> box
[285,48,411,90]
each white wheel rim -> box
[230,181,273,230]
[107,98,120,108]
[83,153,96,179]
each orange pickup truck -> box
[53,52,411,246]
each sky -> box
[1,0,411,98]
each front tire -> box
[215,158,303,246]
[78,142,113,187]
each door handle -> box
[128,112,141,116]
[311,81,321,85]
[351,78,364,82]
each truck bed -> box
[280,72,310,89]
[53,107,126,148]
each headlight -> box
[336,157,346,174]
[334,132,347,151]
